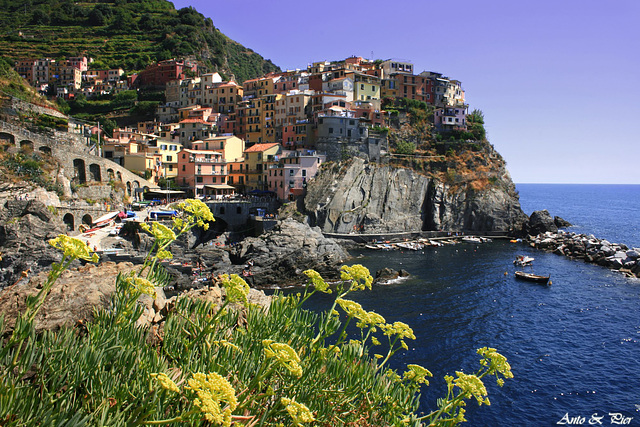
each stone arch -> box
[89,163,102,182]
[73,158,87,184]
[38,146,52,155]
[107,168,115,180]
[0,132,15,147]
[62,213,75,231]
[132,181,141,200]
[126,181,132,196]
[81,214,93,226]
[19,140,34,152]
[117,171,123,182]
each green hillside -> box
[0,0,280,82]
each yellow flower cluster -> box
[381,321,416,340]
[402,364,432,385]
[263,340,303,378]
[48,235,99,263]
[380,321,415,351]
[452,371,489,406]
[477,347,513,386]
[340,264,373,291]
[219,274,250,304]
[140,222,176,245]
[124,275,157,299]
[336,298,386,329]
[178,199,214,231]
[156,249,173,260]
[303,269,331,293]
[281,397,315,426]
[151,372,180,393]
[186,372,238,427]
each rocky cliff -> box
[304,156,528,235]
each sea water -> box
[305,184,640,426]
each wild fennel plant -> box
[0,199,512,426]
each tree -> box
[468,109,485,124]
[88,8,105,26]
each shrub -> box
[0,200,512,426]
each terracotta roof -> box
[179,119,208,124]
[244,143,279,153]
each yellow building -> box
[348,72,381,101]
[147,140,183,180]
[194,135,245,163]
[244,98,263,145]
[261,93,283,143]
[243,143,281,191]
[124,152,161,181]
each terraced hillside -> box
[0,0,280,82]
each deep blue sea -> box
[304,184,640,426]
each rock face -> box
[225,218,349,286]
[0,200,69,289]
[304,158,528,234]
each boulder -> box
[227,218,349,287]
[526,210,558,235]
[0,261,138,334]
[374,267,410,284]
[554,216,572,228]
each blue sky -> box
[171,0,639,184]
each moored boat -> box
[514,270,550,285]
[514,255,535,266]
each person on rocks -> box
[242,266,255,286]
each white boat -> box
[514,255,535,266]
[461,236,483,243]
[92,211,119,228]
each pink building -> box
[267,149,325,200]
[176,148,228,197]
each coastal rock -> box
[0,261,138,334]
[554,216,572,228]
[227,218,348,286]
[374,267,410,284]
[0,200,69,289]
[304,157,527,235]
[526,230,640,278]
[526,210,558,236]
[0,260,273,335]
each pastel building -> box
[177,148,228,197]
[267,149,325,200]
[243,143,281,192]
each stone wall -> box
[316,135,388,162]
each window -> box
[166,155,172,162]
[289,169,294,176]
[196,176,203,183]
[182,165,185,171]
[302,170,306,177]
[329,128,334,134]
[360,84,364,90]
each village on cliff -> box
[13,56,468,201]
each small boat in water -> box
[515,271,550,285]
[514,255,535,266]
